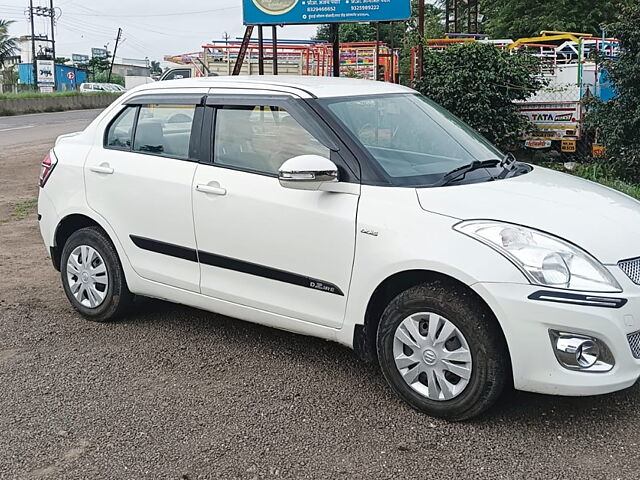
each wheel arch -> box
[353,269,509,366]
[51,213,109,271]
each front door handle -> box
[196,183,227,196]
[89,164,114,175]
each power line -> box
[62,5,239,18]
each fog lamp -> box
[549,330,614,372]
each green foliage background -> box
[414,43,545,149]
[583,2,640,182]
[479,0,633,40]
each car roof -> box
[132,75,415,98]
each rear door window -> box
[132,104,196,159]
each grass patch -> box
[571,163,640,201]
[528,159,640,201]
[12,198,38,221]
[0,91,121,100]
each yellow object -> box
[592,144,606,157]
[508,31,594,50]
[539,31,594,37]
[561,139,577,153]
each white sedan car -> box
[38,76,640,420]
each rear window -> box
[133,104,196,159]
[105,104,197,160]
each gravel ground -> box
[1,110,639,479]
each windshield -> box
[319,94,504,186]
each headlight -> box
[455,221,622,293]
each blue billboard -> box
[242,0,411,25]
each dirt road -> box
[1,109,639,479]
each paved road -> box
[0,109,102,148]
[1,110,640,479]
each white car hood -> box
[416,166,640,264]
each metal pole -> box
[29,0,37,90]
[49,0,57,90]
[390,22,395,84]
[375,22,380,81]
[272,25,278,75]
[108,28,122,83]
[330,23,340,77]
[417,0,424,82]
[258,26,264,75]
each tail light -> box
[39,151,57,187]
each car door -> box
[192,94,360,328]
[85,91,207,292]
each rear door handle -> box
[196,183,227,196]
[89,164,114,175]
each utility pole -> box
[108,28,122,83]
[29,0,37,89]
[49,0,56,89]
[27,1,59,90]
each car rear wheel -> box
[377,281,508,421]
[60,226,133,322]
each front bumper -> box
[474,273,640,396]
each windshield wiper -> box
[436,153,518,187]
[437,159,501,186]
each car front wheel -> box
[60,226,133,322]
[377,281,508,421]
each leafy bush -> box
[414,42,545,149]
[583,2,640,183]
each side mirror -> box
[278,155,339,191]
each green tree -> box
[0,19,18,66]
[55,57,71,65]
[480,0,633,40]
[150,60,162,75]
[415,42,545,149]
[93,70,124,86]
[583,2,640,181]
[87,54,111,82]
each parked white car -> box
[79,82,107,92]
[38,77,640,420]
[79,82,125,93]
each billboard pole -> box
[258,26,264,75]
[272,26,278,75]
[330,23,340,77]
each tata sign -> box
[242,0,411,25]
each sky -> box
[0,0,319,64]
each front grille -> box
[619,257,640,285]
[628,331,640,359]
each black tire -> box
[377,281,508,421]
[60,226,133,322]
